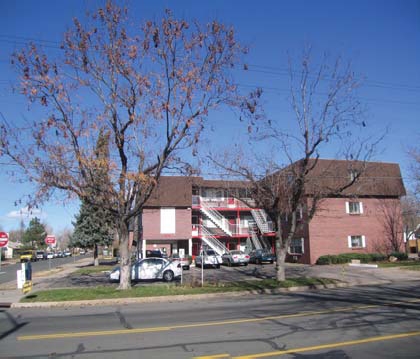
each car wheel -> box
[228,260,232,267]
[244,263,248,266]
[256,258,261,265]
[163,270,174,282]
[270,260,274,264]
[215,264,220,269]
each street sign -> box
[0,232,8,247]
[45,235,56,245]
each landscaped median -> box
[18,277,339,306]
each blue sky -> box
[0,0,419,234]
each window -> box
[347,235,366,249]
[161,208,175,234]
[350,169,359,181]
[289,238,304,254]
[346,201,363,214]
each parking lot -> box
[45,262,284,289]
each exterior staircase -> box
[248,222,263,250]
[251,209,274,233]
[200,225,230,256]
[200,201,233,236]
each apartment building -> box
[139,176,274,259]
[137,160,406,264]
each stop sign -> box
[0,232,8,247]
[45,235,56,245]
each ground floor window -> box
[348,235,366,249]
[289,238,304,254]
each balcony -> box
[192,224,250,237]
[192,195,255,209]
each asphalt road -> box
[0,256,88,285]
[1,281,419,358]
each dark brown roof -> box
[145,176,193,207]
[296,159,406,197]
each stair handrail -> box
[200,225,230,256]
[200,200,233,236]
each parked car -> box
[79,249,86,255]
[45,252,54,259]
[249,249,276,264]
[36,251,45,260]
[109,257,182,282]
[195,249,222,268]
[56,251,64,258]
[145,250,163,258]
[222,250,250,266]
[170,254,191,270]
[63,250,72,257]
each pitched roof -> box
[297,159,406,197]
[145,176,193,207]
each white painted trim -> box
[362,235,366,248]
[345,202,350,214]
[359,202,364,214]
[347,235,352,248]
[301,237,305,254]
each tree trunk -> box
[93,243,99,266]
[117,220,132,290]
[274,213,286,281]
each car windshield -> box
[205,250,216,255]
[230,250,242,255]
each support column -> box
[188,238,192,256]
[142,239,146,259]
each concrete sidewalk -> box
[1,260,420,308]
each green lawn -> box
[377,260,420,270]
[20,277,337,303]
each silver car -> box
[222,250,250,266]
[109,257,182,282]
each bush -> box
[316,253,387,265]
[389,252,408,261]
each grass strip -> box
[377,261,420,269]
[20,277,337,303]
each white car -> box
[46,252,54,259]
[109,258,182,282]
[195,250,222,269]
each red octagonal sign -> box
[45,235,56,245]
[0,232,8,248]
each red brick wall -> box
[143,208,192,240]
[308,197,403,264]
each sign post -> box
[45,235,56,271]
[0,232,9,272]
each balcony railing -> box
[192,224,250,237]
[192,195,255,209]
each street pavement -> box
[1,257,420,308]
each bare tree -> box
[376,198,404,253]
[0,2,255,289]
[401,193,420,241]
[408,145,420,199]
[213,51,379,281]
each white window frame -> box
[288,238,304,254]
[160,207,176,234]
[345,201,363,214]
[347,235,366,249]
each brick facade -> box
[307,197,404,264]
[142,208,192,240]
